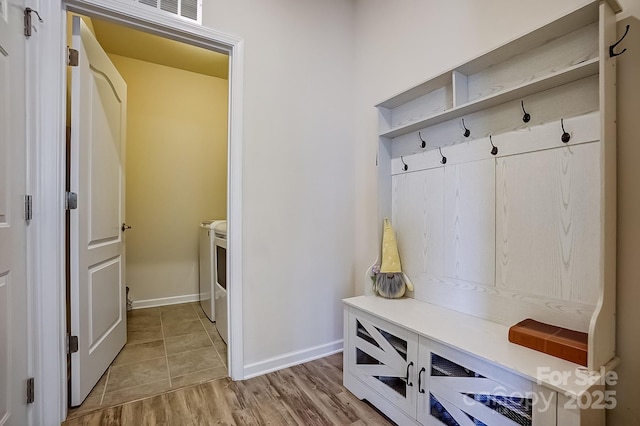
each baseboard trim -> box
[131,293,201,309]
[243,339,344,380]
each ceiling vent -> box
[134,0,201,23]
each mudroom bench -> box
[344,0,623,423]
[343,296,617,426]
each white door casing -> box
[69,16,127,406]
[0,0,29,424]
[30,2,244,421]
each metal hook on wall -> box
[489,135,498,156]
[462,119,471,138]
[610,24,630,57]
[561,118,571,143]
[418,132,427,149]
[438,147,447,165]
[521,101,531,123]
[400,156,408,171]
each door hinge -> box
[24,195,32,222]
[67,47,79,67]
[24,8,43,38]
[69,335,79,354]
[26,377,34,404]
[66,191,78,210]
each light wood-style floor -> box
[63,353,393,426]
[63,354,393,426]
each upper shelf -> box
[380,58,599,139]
[376,0,607,139]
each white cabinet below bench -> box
[343,296,611,426]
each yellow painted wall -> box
[108,54,228,303]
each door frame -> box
[32,1,244,422]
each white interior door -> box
[69,16,128,406]
[0,0,29,424]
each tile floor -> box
[69,302,228,418]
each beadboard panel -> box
[443,159,495,286]
[412,275,594,333]
[496,142,601,305]
[390,121,601,329]
[392,168,444,278]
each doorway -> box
[63,7,235,416]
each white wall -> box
[618,0,640,19]
[353,1,639,424]
[201,0,356,371]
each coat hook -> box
[521,101,531,123]
[438,147,447,165]
[610,24,630,57]
[561,118,571,143]
[462,119,470,138]
[418,131,426,149]
[489,135,498,156]
[400,156,408,171]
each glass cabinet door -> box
[348,311,418,416]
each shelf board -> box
[380,58,599,139]
[376,72,452,110]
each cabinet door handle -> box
[405,361,414,387]
[418,367,426,394]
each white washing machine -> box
[213,221,228,344]
[199,220,225,322]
